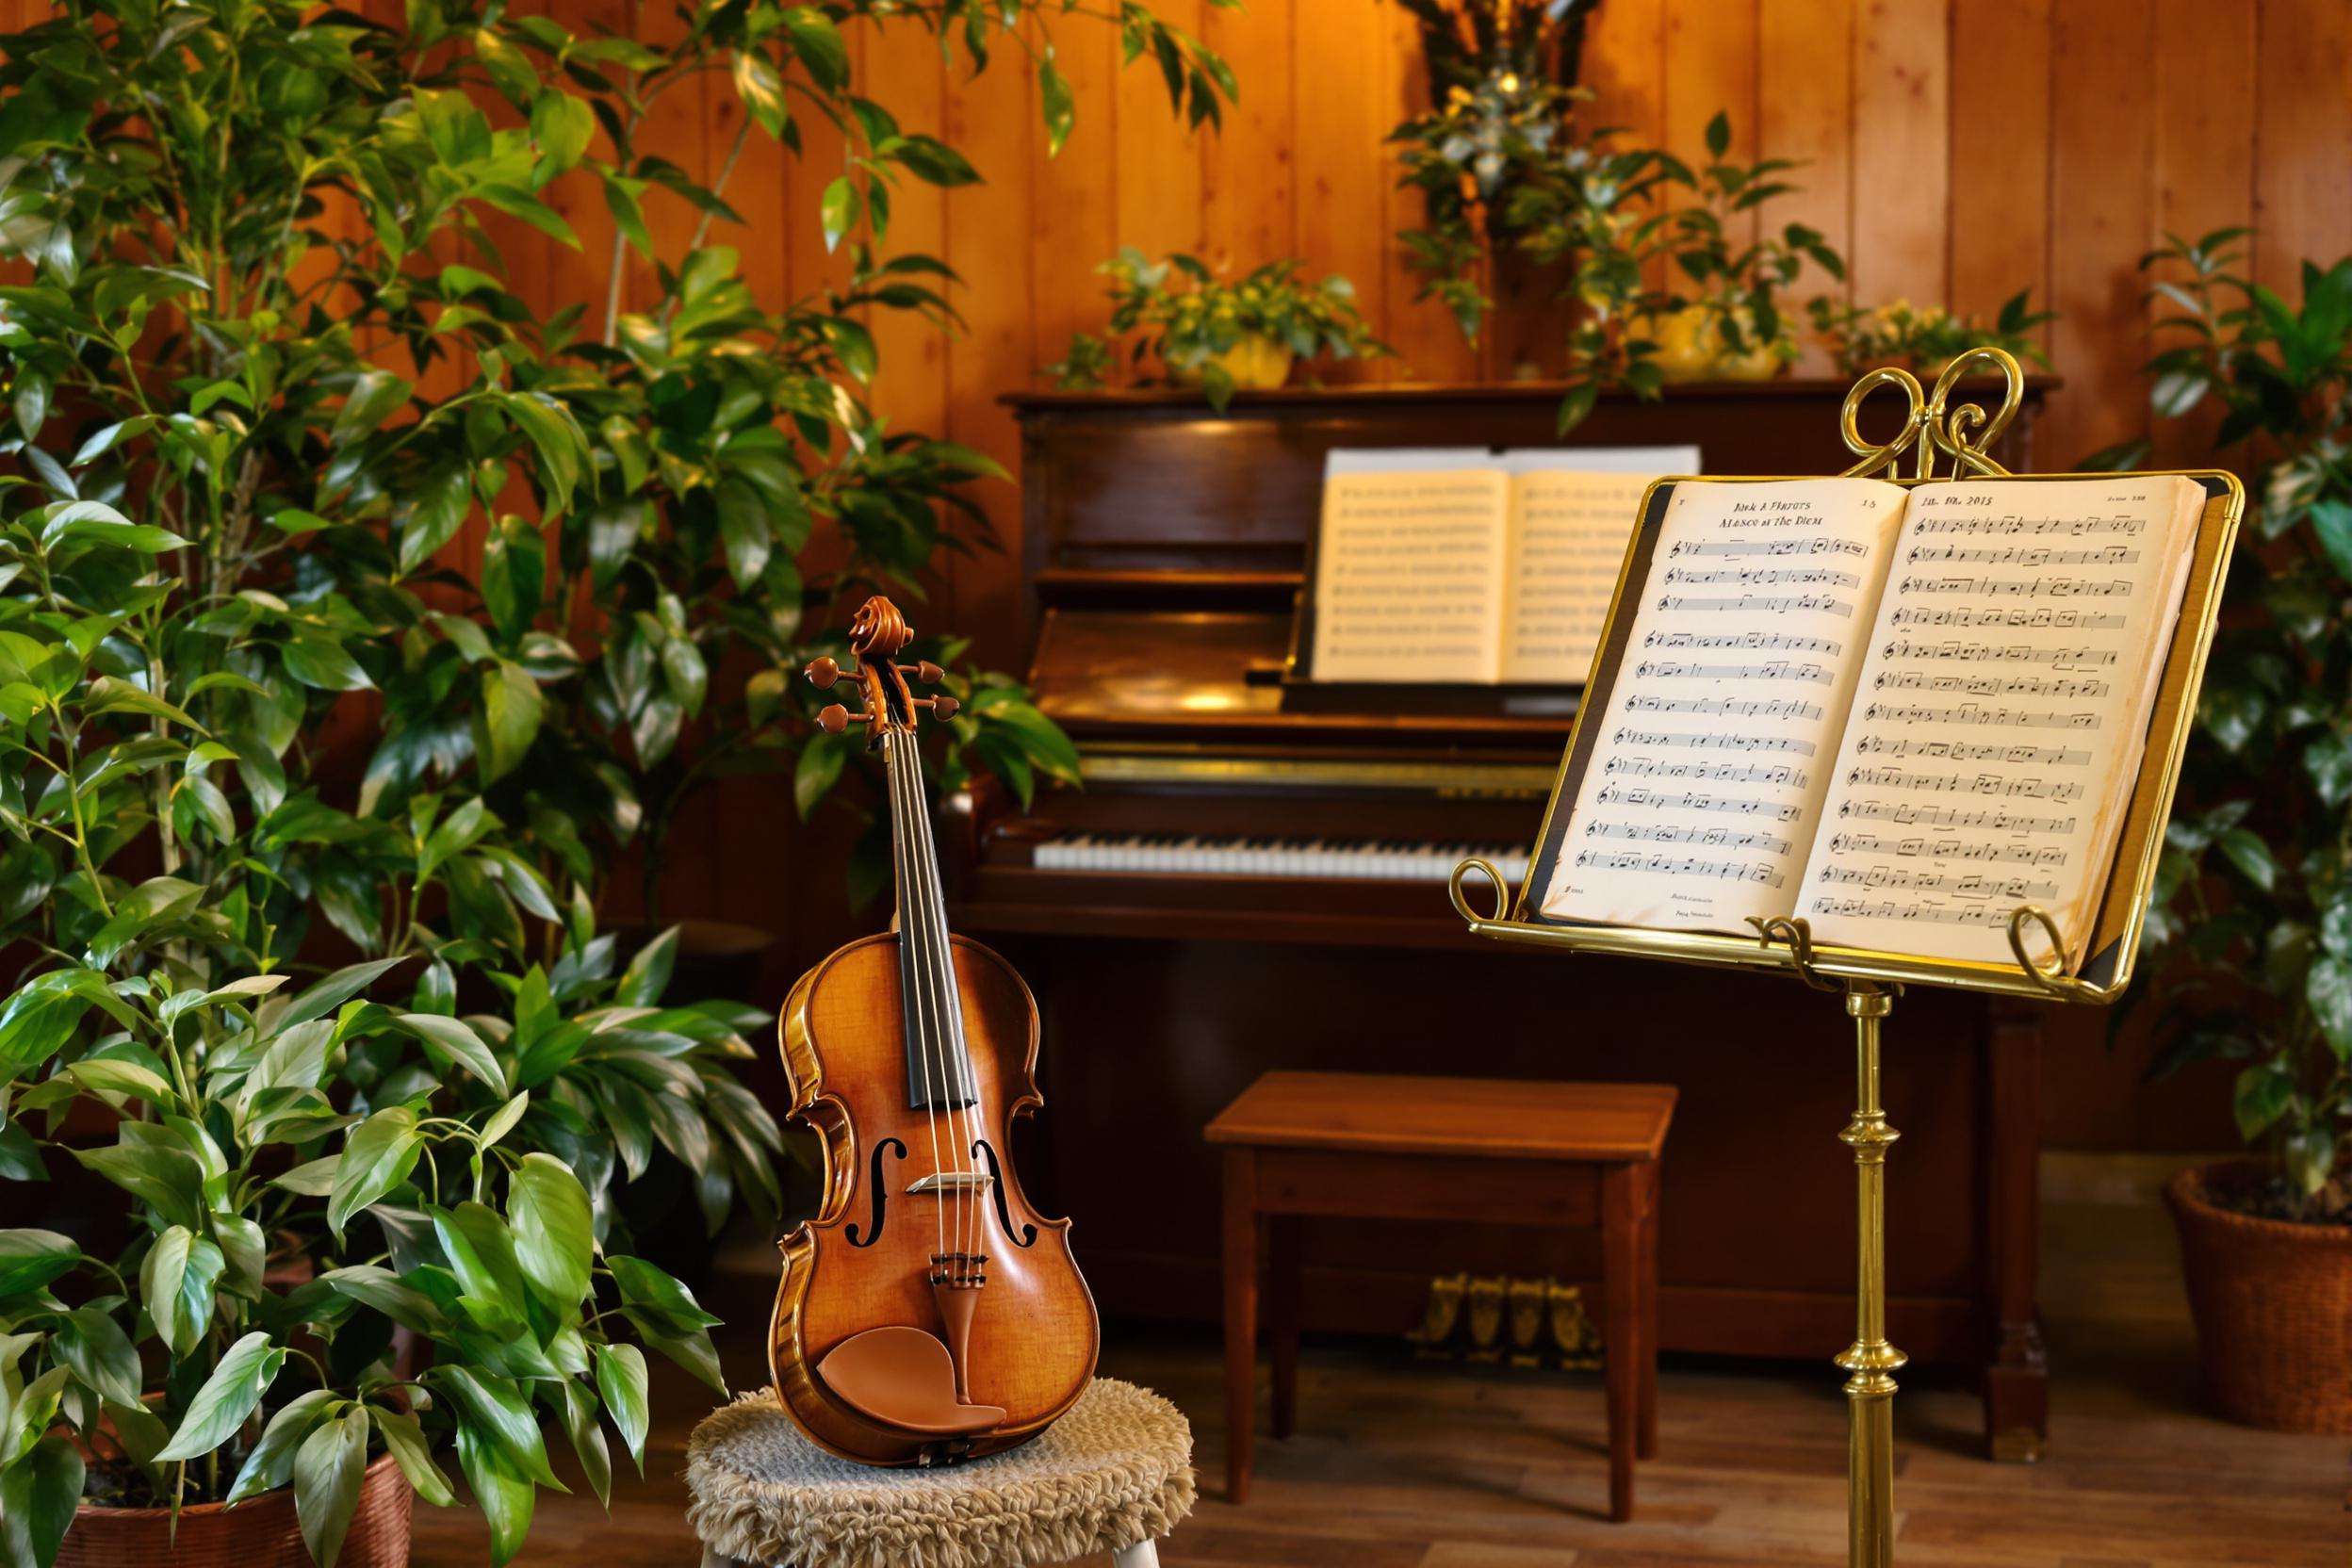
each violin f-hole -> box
[972,1138,1037,1249]
[844,1137,908,1247]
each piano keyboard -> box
[1032,833,1532,883]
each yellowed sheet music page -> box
[1793,475,2207,968]
[1310,468,1511,682]
[1498,469,1666,683]
[1539,478,1909,930]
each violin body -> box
[766,597,1096,1465]
[770,934,1098,1462]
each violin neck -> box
[883,728,976,1113]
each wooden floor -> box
[413,1196,2349,1565]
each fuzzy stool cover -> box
[685,1379,1196,1568]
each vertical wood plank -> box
[1291,0,1390,384]
[940,45,1034,662]
[1115,0,1205,263]
[1200,0,1294,279]
[2252,0,2352,298]
[1758,0,1856,372]
[1662,0,1758,240]
[626,4,709,317]
[1850,0,1951,311]
[1580,0,1667,298]
[1946,0,2050,344]
[1380,0,1479,384]
[1029,13,1119,388]
[2148,0,2257,468]
[864,20,951,443]
[2045,0,2155,470]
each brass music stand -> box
[1447,349,2245,1567]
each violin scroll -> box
[804,597,960,743]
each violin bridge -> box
[906,1171,996,1196]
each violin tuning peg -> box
[805,656,841,689]
[915,661,944,685]
[928,695,959,721]
[816,703,869,735]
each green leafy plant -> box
[0,962,740,1567]
[1064,251,1391,410]
[2128,230,2352,1222]
[0,0,1227,1560]
[1638,113,1845,379]
[1809,291,2055,380]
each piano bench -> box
[1203,1070,1676,1522]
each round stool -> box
[685,1379,1196,1568]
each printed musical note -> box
[1661,565,1863,589]
[1603,756,1808,786]
[1871,669,2112,700]
[1583,820,1795,856]
[1833,800,2078,835]
[1574,849,1785,887]
[1840,766,2086,802]
[1851,736,2092,767]
[1593,785,1804,822]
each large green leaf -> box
[478,660,543,784]
[433,1365,564,1489]
[2309,956,2352,1063]
[396,1013,509,1098]
[294,1407,371,1568]
[0,1230,78,1298]
[0,1434,83,1568]
[594,1343,648,1474]
[508,1154,593,1319]
[328,1108,423,1236]
[558,1380,612,1509]
[432,1201,529,1334]
[55,1305,139,1406]
[455,1424,535,1568]
[156,1332,285,1462]
[371,1404,456,1507]
[226,1389,340,1504]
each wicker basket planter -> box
[54,1450,412,1568]
[2165,1158,2352,1433]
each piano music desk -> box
[1206,1070,1675,1522]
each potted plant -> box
[1639,114,1844,384]
[0,0,1232,1559]
[2128,228,2352,1433]
[0,957,735,1568]
[1048,253,1390,410]
[1808,291,2056,380]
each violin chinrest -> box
[817,1326,1007,1437]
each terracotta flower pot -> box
[2165,1158,2352,1433]
[56,1451,413,1568]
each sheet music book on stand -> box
[1282,445,1697,715]
[1532,471,2207,975]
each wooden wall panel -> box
[1946,0,2050,337]
[1377,0,1478,384]
[2252,0,2352,300]
[2044,0,2156,471]
[1849,0,1949,312]
[1758,0,1855,374]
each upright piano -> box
[943,379,2058,1458]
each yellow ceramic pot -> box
[1172,333,1295,393]
[1640,306,1788,383]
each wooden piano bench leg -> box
[1221,1147,1261,1503]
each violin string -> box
[901,728,972,1269]
[897,726,976,1274]
[887,727,949,1273]
[898,738,973,1279]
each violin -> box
[769,596,1099,1465]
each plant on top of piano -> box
[2126,231,2352,1223]
[1049,252,1392,411]
[1806,292,2057,382]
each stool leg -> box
[1638,1161,1660,1462]
[1222,1147,1259,1504]
[1267,1214,1302,1441]
[1602,1163,1640,1523]
[1113,1541,1163,1567]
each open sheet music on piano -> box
[1306,445,1699,686]
[1537,474,2209,971]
